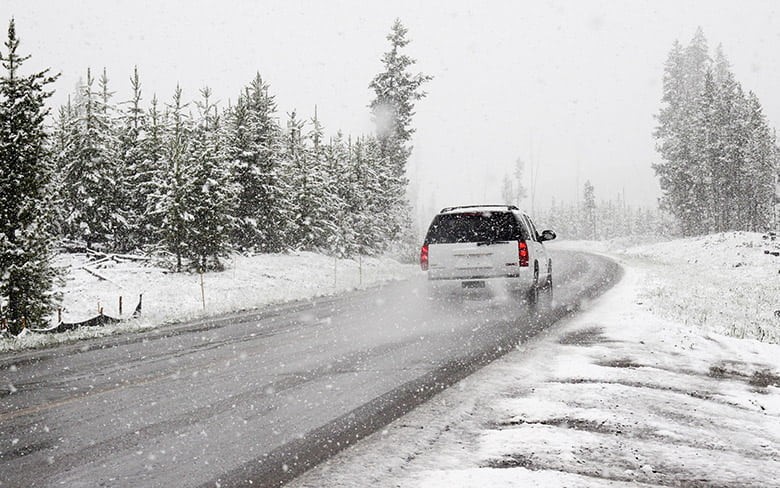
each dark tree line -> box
[0,18,429,333]
[654,29,779,236]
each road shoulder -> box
[290,258,780,487]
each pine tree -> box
[653,30,712,235]
[51,97,77,234]
[336,135,376,256]
[98,68,130,251]
[369,19,431,246]
[514,157,528,205]
[713,44,732,84]
[583,180,596,239]
[153,85,191,271]
[61,68,122,249]
[139,94,165,246]
[0,19,60,333]
[743,92,778,230]
[185,87,235,270]
[351,135,388,254]
[223,88,252,249]
[711,67,747,231]
[53,97,77,168]
[285,109,337,251]
[321,133,350,256]
[688,68,719,233]
[226,74,288,252]
[305,112,341,251]
[652,29,779,235]
[370,20,432,152]
[283,110,308,248]
[683,28,710,99]
[654,37,704,235]
[118,66,150,250]
[501,174,514,205]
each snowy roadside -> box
[290,233,780,487]
[0,252,418,352]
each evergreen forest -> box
[1,21,778,334]
[0,18,430,333]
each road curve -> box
[0,250,621,488]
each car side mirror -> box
[539,230,556,242]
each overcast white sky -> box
[4,0,780,223]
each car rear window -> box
[425,212,527,244]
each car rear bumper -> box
[426,272,535,293]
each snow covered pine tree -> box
[369,19,431,253]
[0,19,60,334]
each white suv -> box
[420,205,555,304]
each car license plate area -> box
[456,257,489,269]
[462,280,486,289]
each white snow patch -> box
[0,252,417,352]
[554,232,780,343]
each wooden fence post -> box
[200,269,206,311]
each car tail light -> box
[518,240,529,267]
[420,243,429,271]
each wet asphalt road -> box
[0,250,620,488]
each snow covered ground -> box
[0,252,417,352]
[289,232,780,487]
[2,232,778,486]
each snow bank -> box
[617,232,779,343]
[552,232,780,343]
[0,252,417,352]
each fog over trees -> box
[512,28,780,241]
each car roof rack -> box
[439,204,519,213]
